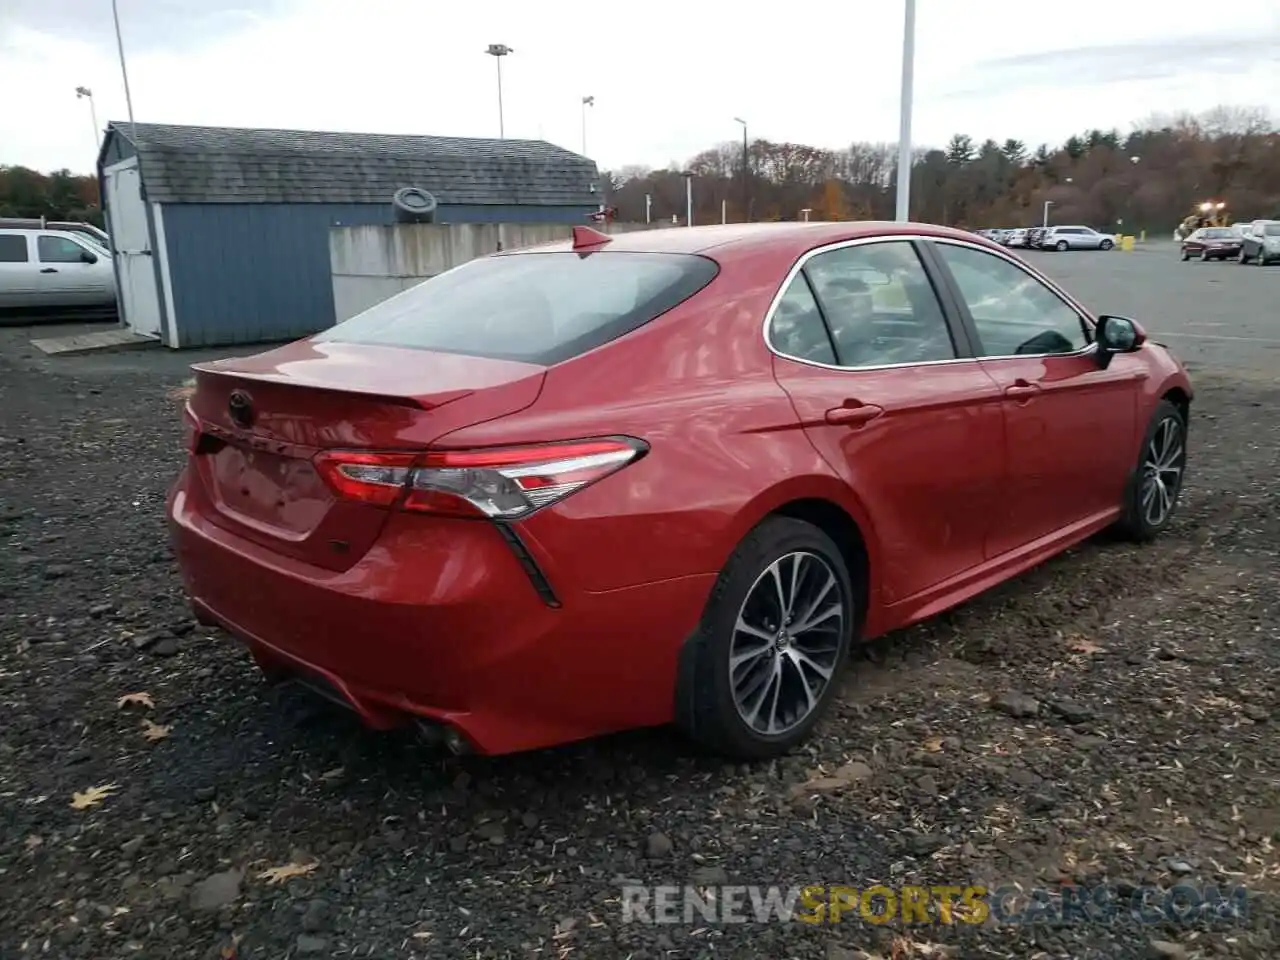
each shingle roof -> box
[106,121,600,207]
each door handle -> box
[40,268,57,274]
[825,401,884,426]
[1004,379,1041,400]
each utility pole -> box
[111,0,137,143]
[894,0,916,222]
[734,117,749,221]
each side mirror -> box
[1094,315,1146,369]
[80,249,98,264]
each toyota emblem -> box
[228,390,254,428]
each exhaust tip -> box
[414,719,471,755]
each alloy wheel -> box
[1140,416,1185,527]
[728,551,845,737]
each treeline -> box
[602,106,1280,231]
[0,166,103,225]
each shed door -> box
[104,160,163,338]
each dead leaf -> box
[1067,637,1105,655]
[256,861,319,884]
[922,736,944,753]
[117,692,154,710]
[141,719,171,742]
[320,767,344,781]
[411,931,432,940]
[71,783,119,810]
[24,835,42,851]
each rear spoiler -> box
[189,364,466,411]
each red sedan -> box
[169,222,1193,759]
[1180,226,1242,261]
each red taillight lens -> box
[313,438,646,518]
[182,403,201,453]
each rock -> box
[296,934,329,955]
[691,865,728,886]
[474,821,504,844]
[1167,858,1195,875]
[908,833,946,856]
[990,691,1040,718]
[1149,940,1188,959]
[188,869,242,911]
[1026,793,1057,813]
[151,638,179,657]
[1048,699,1094,724]
[43,564,74,580]
[916,774,939,797]
[301,898,332,932]
[645,832,673,859]
[1242,704,1270,722]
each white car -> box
[1005,228,1029,247]
[0,228,117,310]
[1039,225,1117,251]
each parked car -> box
[169,221,1194,759]
[1238,220,1280,265]
[1025,227,1046,248]
[1005,228,1030,247]
[0,228,116,309]
[1039,225,1116,251]
[0,218,109,249]
[1180,226,1243,261]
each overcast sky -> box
[2,0,1277,175]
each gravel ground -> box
[1,339,1278,960]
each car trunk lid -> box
[184,340,546,570]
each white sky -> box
[2,0,1277,175]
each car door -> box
[35,233,102,305]
[767,237,1007,605]
[0,232,39,308]
[927,238,1142,557]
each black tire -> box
[1238,249,1249,264]
[1180,250,1189,261]
[1055,240,1069,251]
[1101,239,1114,251]
[675,516,855,760]
[1115,400,1188,542]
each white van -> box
[0,228,117,310]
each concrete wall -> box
[330,222,661,322]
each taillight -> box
[314,437,646,519]
[182,403,201,453]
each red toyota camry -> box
[169,221,1193,759]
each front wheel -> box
[1180,250,1190,261]
[675,517,854,760]
[1101,239,1114,251]
[1115,400,1187,542]
[1239,249,1249,264]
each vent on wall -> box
[392,187,438,223]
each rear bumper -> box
[167,469,715,754]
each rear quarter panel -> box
[432,247,876,594]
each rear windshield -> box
[1202,228,1233,238]
[1264,224,1280,237]
[316,251,719,365]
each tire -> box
[1114,400,1188,542]
[1180,250,1189,261]
[1055,240,1069,251]
[675,516,855,760]
[1239,248,1249,264]
[1256,251,1267,266]
[1100,239,1114,251]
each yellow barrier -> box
[1121,235,1135,252]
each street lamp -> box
[645,193,652,224]
[733,117,748,222]
[76,86,100,152]
[485,44,513,138]
[110,0,137,142]
[681,171,694,227]
[894,0,916,222]
[581,95,594,155]
[1042,199,1054,229]
[800,208,812,222]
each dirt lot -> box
[1,260,1279,959]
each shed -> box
[96,121,601,348]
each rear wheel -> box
[1115,400,1187,542]
[1055,240,1069,251]
[676,517,854,760]
[1239,248,1249,264]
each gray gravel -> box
[2,254,1279,958]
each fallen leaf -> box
[320,767,344,781]
[71,783,119,810]
[411,931,432,940]
[1067,637,1105,655]
[141,719,171,742]
[24,835,42,851]
[117,692,154,710]
[922,737,944,753]
[256,861,319,884]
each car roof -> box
[502,221,997,263]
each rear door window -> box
[0,234,28,262]
[317,251,719,365]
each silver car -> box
[0,228,117,309]
[1039,225,1117,251]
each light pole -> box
[681,171,694,227]
[734,117,748,222]
[1042,200,1054,229]
[800,208,812,222]
[581,95,594,155]
[110,0,137,142]
[76,86,100,152]
[645,193,652,224]
[485,44,513,138]
[894,0,916,222]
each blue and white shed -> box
[96,121,601,348]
